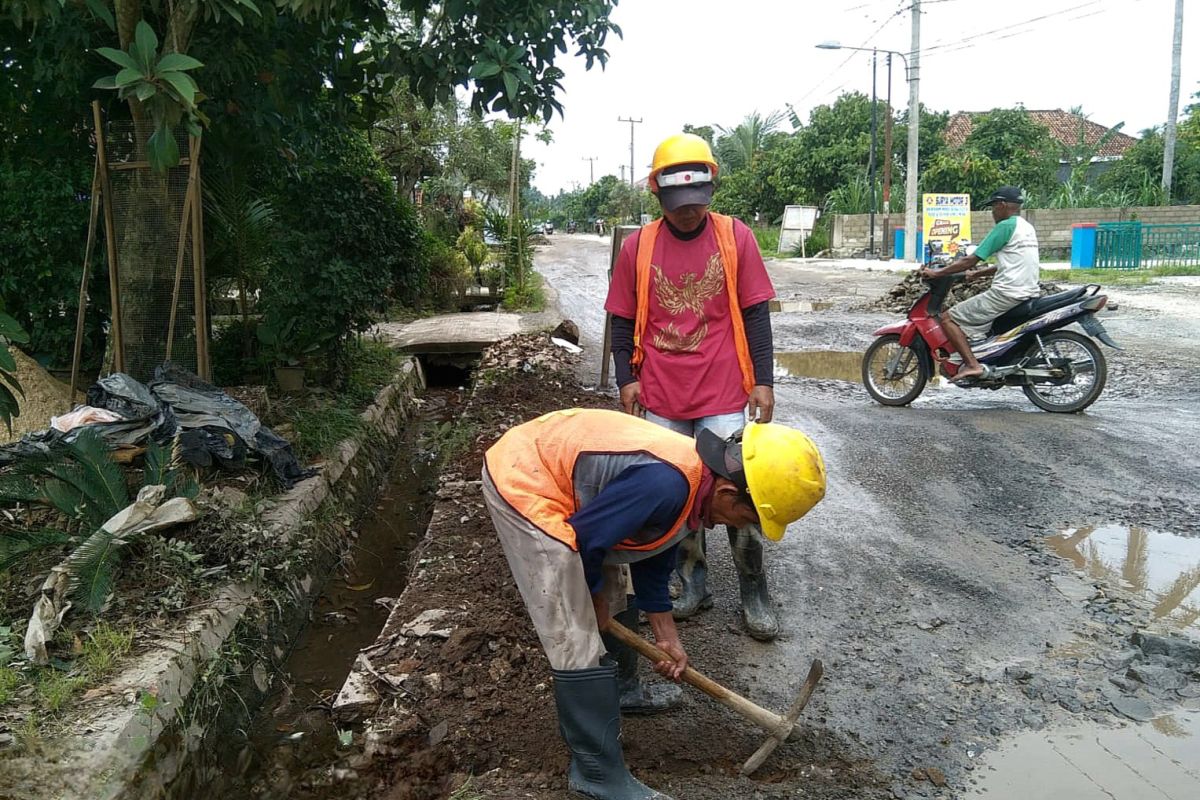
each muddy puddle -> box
[964,711,1200,799]
[770,299,834,313]
[1046,524,1200,635]
[774,350,863,382]
[200,395,455,799]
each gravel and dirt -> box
[261,236,1200,800]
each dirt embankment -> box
[280,333,888,800]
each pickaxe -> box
[606,619,823,776]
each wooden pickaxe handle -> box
[605,619,792,738]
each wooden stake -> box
[69,158,102,409]
[165,136,198,363]
[92,101,124,374]
[191,135,211,381]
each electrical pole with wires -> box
[1162,0,1184,200]
[581,156,597,185]
[617,116,643,189]
[904,0,921,262]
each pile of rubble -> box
[869,271,1064,314]
[476,322,582,374]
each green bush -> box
[260,129,426,382]
[422,232,473,310]
[751,225,780,256]
[0,161,109,370]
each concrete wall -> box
[831,205,1200,258]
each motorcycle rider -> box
[918,186,1041,381]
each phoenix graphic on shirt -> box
[651,253,726,353]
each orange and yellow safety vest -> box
[484,409,703,552]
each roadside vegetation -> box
[1045,265,1200,285]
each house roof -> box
[943,109,1139,159]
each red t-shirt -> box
[604,216,775,419]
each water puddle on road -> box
[1046,524,1200,636]
[774,351,863,383]
[769,299,834,313]
[964,711,1200,799]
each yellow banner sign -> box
[922,193,972,258]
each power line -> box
[921,1,1138,61]
[796,6,908,106]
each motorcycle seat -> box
[988,287,1089,336]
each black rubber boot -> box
[552,664,674,800]
[601,603,684,715]
[728,525,780,641]
[671,529,712,620]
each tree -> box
[961,108,1059,201]
[919,150,1004,204]
[714,110,784,172]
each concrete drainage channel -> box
[3,356,489,800]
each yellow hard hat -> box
[742,421,826,541]
[649,133,719,192]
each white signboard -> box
[779,205,820,257]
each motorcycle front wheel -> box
[1021,330,1107,413]
[863,334,929,406]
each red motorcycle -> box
[861,264,1120,413]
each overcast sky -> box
[525,0,1199,195]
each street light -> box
[815,41,915,260]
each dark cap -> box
[656,162,715,211]
[981,186,1024,207]
[658,183,714,211]
[696,427,748,491]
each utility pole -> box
[904,0,921,262]
[619,164,626,183]
[1162,0,1184,200]
[617,116,643,189]
[506,119,523,289]
[883,53,894,259]
[581,156,597,185]
[868,49,878,258]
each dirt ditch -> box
[256,333,891,800]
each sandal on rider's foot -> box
[952,365,990,383]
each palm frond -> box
[0,527,71,573]
[60,429,129,522]
[63,528,126,613]
[0,472,46,505]
[143,441,171,488]
[43,478,90,524]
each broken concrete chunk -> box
[1132,631,1200,665]
[400,608,455,639]
[1109,694,1155,722]
[1127,664,1188,691]
[332,669,382,721]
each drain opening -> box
[419,354,478,388]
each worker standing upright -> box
[605,132,782,643]
[482,408,826,800]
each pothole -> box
[769,299,834,313]
[774,351,863,383]
[1046,524,1200,636]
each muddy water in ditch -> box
[216,397,452,798]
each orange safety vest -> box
[484,408,704,552]
[631,212,755,394]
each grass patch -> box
[502,273,546,311]
[344,337,402,408]
[450,777,487,800]
[1045,265,1200,285]
[752,224,781,256]
[289,405,365,462]
[0,666,20,705]
[0,621,138,747]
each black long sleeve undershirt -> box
[610,301,774,389]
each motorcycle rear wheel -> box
[863,334,929,406]
[1021,330,1107,413]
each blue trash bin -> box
[894,229,923,260]
[1071,223,1097,268]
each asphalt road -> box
[535,232,1200,800]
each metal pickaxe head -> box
[604,620,823,776]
